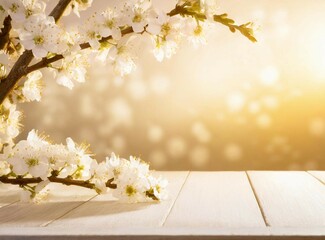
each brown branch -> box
[0,0,72,104]
[0,15,12,51]
[25,26,134,75]
[26,6,256,76]
[1,2,256,105]
[0,175,117,190]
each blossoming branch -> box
[0,0,256,203]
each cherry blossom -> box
[19,14,66,58]
[22,70,43,102]
[0,0,256,202]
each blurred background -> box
[20,0,325,170]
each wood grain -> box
[247,171,325,227]
[0,184,20,208]
[164,171,266,227]
[47,171,189,228]
[0,183,97,227]
[1,171,325,239]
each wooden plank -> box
[0,226,270,237]
[164,172,266,228]
[0,183,97,227]
[309,171,325,184]
[247,171,325,227]
[1,226,325,239]
[0,184,20,208]
[47,171,189,228]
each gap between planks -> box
[307,171,325,185]
[41,195,98,227]
[0,200,19,210]
[245,171,269,227]
[161,171,190,226]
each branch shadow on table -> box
[0,199,159,226]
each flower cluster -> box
[0,0,255,202]
[0,129,167,202]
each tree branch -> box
[168,5,256,42]
[0,0,72,104]
[0,175,117,190]
[0,15,12,51]
[0,2,256,105]
[25,7,185,75]
[25,26,134,75]
[26,6,256,76]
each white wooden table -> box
[0,171,324,239]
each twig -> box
[0,2,256,105]
[0,0,72,104]
[0,175,117,190]
[0,15,12,51]
[25,26,134,75]
[25,6,188,75]
[168,6,256,42]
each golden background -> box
[20,0,325,170]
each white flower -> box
[147,175,168,200]
[185,19,207,48]
[108,43,136,76]
[91,178,107,194]
[26,129,48,148]
[8,129,50,179]
[96,9,122,40]
[200,0,218,20]
[2,0,25,22]
[104,152,124,178]
[129,156,149,175]
[46,144,71,172]
[110,155,163,202]
[19,14,66,58]
[64,0,93,18]
[2,0,46,23]
[152,39,178,62]
[66,137,94,179]
[33,180,50,203]
[19,180,50,203]
[92,161,110,180]
[113,175,149,203]
[22,70,43,102]
[126,0,152,33]
[0,160,11,176]
[9,145,49,179]
[55,53,88,89]
[147,14,180,61]
[147,13,179,37]
[79,15,103,49]
[0,103,22,143]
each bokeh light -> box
[19,0,325,170]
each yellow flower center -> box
[133,14,142,23]
[26,158,39,167]
[161,23,171,36]
[194,25,203,36]
[87,31,96,39]
[105,19,114,29]
[125,185,137,196]
[33,36,44,45]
